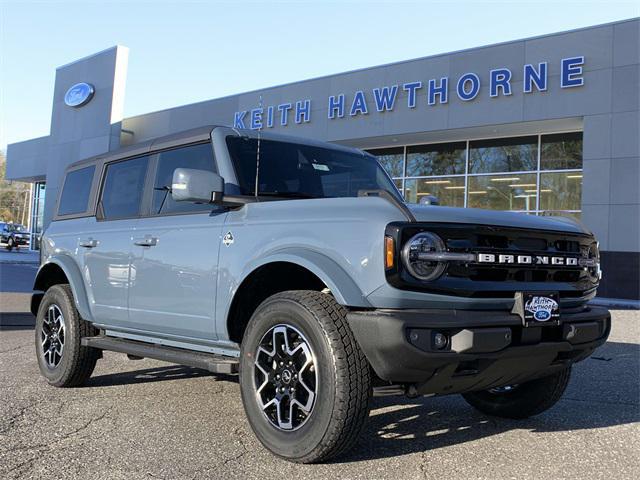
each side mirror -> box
[171,168,224,204]
[419,195,440,206]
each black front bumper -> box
[347,305,610,396]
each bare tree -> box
[0,151,31,226]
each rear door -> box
[128,142,227,341]
[82,155,150,328]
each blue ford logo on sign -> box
[534,310,552,321]
[64,83,95,108]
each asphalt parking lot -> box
[0,307,637,480]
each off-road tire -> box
[35,284,100,387]
[239,290,372,463]
[462,367,572,419]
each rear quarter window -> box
[58,165,95,216]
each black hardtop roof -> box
[64,126,365,173]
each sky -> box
[0,0,638,150]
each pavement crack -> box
[0,399,41,435]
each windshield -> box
[226,136,402,200]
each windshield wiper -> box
[257,191,320,199]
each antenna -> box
[254,94,263,198]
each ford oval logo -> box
[64,82,95,108]
[534,310,551,321]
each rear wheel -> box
[35,284,100,387]
[462,367,571,419]
[239,290,371,463]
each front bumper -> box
[347,305,610,396]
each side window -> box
[152,143,216,215]
[58,165,95,216]
[100,156,149,220]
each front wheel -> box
[462,367,571,419]
[239,291,372,463]
[6,238,14,251]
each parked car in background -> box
[0,222,30,251]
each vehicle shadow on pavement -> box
[86,365,222,386]
[73,340,638,464]
[341,340,640,463]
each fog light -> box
[434,332,448,350]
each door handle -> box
[79,238,98,248]
[133,236,158,247]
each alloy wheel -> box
[41,304,65,368]
[254,324,318,431]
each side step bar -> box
[82,335,239,374]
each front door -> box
[127,142,226,341]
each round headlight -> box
[401,232,447,281]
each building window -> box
[405,176,465,206]
[539,172,582,212]
[392,178,403,196]
[468,136,538,173]
[406,142,466,176]
[366,131,583,218]
[30,182,45,250]
[467,173,538,212]
[540,132,583,170]
[367,147,404,178]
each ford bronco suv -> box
[32,126,610,463]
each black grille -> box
[385,222,599,299]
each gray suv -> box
[32,126,610,463]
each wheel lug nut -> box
[276,374,280,380]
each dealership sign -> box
[233,56,585,130]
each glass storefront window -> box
[469,136,538,174]
[365,132,582,216]
[393,178,403,196]
[405,176,465,207]
[367,147,404,178]
[539,172,582,211]
[467,173,538,211]
[30,182,45,250]
[541,132,583,170]
[406,142,466,177]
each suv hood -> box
[406,204,590,235]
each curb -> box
[0,261,39,265]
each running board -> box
[82,335,239,374]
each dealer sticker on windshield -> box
[512,292,560,326]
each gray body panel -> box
[36,126,598,352]
[129,211,227,340]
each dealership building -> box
[5,18,639,301]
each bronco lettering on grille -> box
[476,253,579,266]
